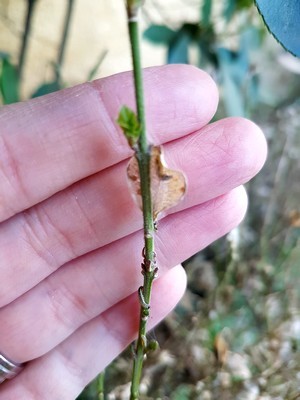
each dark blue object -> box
[255,0,300,57]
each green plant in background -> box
[0,0,106,104]
[143,0,265,118]
[0,54,19,104]
[30,0,75,98]
[0,0,64,103]
[0,0,37,104]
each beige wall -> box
[0,1,200,99]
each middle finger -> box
[0,117,265,307]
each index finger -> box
[0,64,218,222]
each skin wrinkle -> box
[149,65,219,127]
[21,209,63,273]
[37,102,100,169]
[67,230,143,315]
[99,303,137,354]
[68,184,100,247]
[56,347,89,395]
[0,134,29,216]
[91,162,139,241]
[0,379,37,400]
[44,277,93,335]
[46,186,101,257]
[89,80,127,154]
[179,191,246,241]
[158,85,210,137]
[65,249,116,317]
[215,171,240,189]
[176,131,213,170]
[165,127,249,215]
[78,258,114,313]
[180,118,265,190]
[175,121,230,171]
[21,357,74,400]
[56,333,96,387]
[156,188,246,270]
[23,206,75,271]
[0,86,118,223]
[35,176,108,259]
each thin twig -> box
[55,0,75,82]
[125,2,157,399]
[97,371,105,400]
[18,0,37,79]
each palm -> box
[0,65,266,399]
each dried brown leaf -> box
[127,145,186,220]
[214,333,228,366]
[288,210,300,228]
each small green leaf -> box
[117,106,141,148]
[143,25,175,44]
[0,58,19,104]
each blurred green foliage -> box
[143,0,265,118]
[0,0,107,105]
[0,55,19,104]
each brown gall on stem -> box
[127,145,187,221]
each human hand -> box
[0,65,267,399]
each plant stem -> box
[18,0,37,79]
[56,0,75,82]
[127,5,157,400]
[97,371,105,400]
[128,19,147,153]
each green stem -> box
[127,5,156,400]
[128,19,147,153]
[18,0,37,79]
[97,371,105,400]
[55,0,75,82]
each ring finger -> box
[0,265,187,400]
[0,186,247,363]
